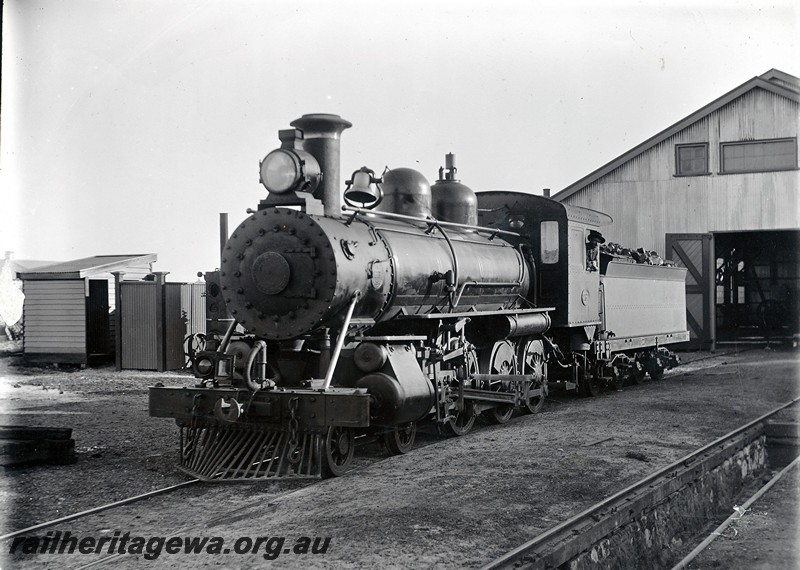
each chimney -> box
[543,188,551,198]
[290,114,353,217]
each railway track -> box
[1,476,315,570]
[0,480,201,543]
[671,453,800,570]
[481,397,800,570]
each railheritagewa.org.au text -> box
[9,531,331,561]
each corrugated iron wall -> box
[120,282,159,370]
[182,283,206,335]
[119,280,206,371]
[163,282,206,371]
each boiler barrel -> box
[220,208,530,340]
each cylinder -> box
[355,372,434,424]
[290,114,352,217]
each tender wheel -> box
[519,339,547,414]
[578,361,601,397]
[480,340,517,424]
[322,426,354,477]
[627,362,647,385]
[610,365,625,391]
[446,402,476,436]
[384,422,416,455]
[648,361,665,381]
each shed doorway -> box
[86,279,111,358]
[714,230,800,344]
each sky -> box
[1,0,798,282]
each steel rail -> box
[480,396,800,570]
[0,479,201,542]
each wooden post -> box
[153,272,169,372]
[111,272,124,371]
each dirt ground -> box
[1,340,798,569]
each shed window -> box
[675,143,708,176]
[540,221,559,264]
[720,138,797,173]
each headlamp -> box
[193,356,214,378]
[259,148,321,195]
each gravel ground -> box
[1,340,798,569]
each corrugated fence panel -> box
[120,282,159,370]
[164,284,186,371]
[183,283,207,335]
[23,280,86,357]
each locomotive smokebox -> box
[290,114,352,217]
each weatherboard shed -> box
[19,254,157,365]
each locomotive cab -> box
[476,191,612,347]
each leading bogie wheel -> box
[322,426,355,477]
[384,422,416,455]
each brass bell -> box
[343,167,382,209]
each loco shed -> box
[149,114,689,480]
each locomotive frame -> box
[149,114,689,480]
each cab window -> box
[540,221,559,264]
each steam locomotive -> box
[149,114,689,480]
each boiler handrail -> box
[341,206,520,238]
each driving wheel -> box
[519,339,547,413]
[480,340,517,424]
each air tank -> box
[431,153,478,226]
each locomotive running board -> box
[178,425,323,481]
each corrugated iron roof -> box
[553,69,800,203]
[5,260,58,276]
[19,254,157,280]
